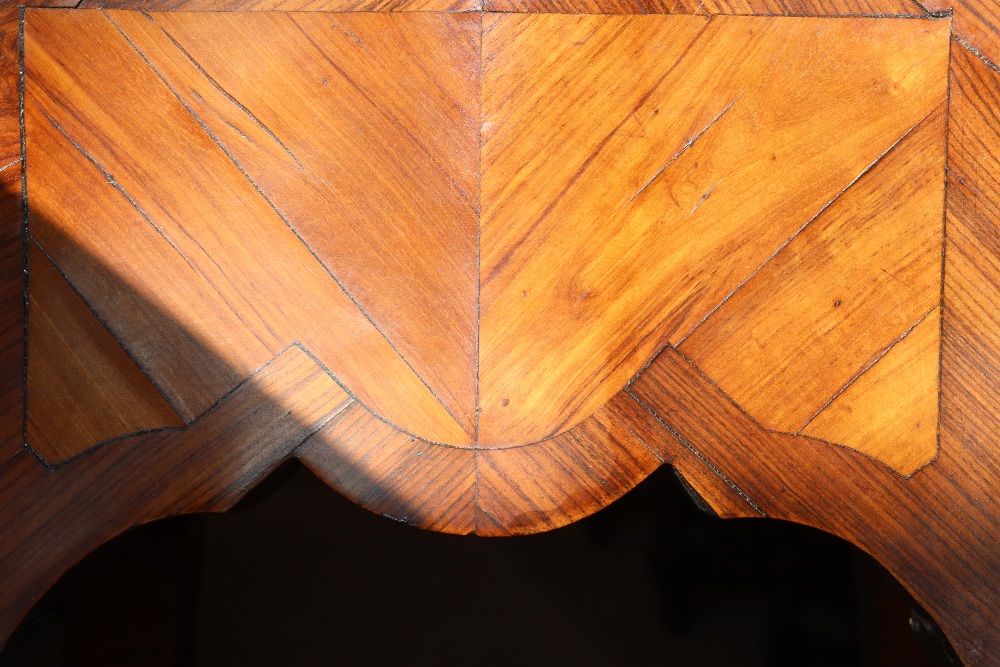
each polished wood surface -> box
[3,4,1000,665]
[480,14,946,449]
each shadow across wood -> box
[0,461,956,666]
[0,187,477,646]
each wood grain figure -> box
[1,4,999,665]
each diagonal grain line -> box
[796,305,938,433]
[603,397,666,464]
[955,35,1000,75]
[32,98,279,350]
[156,24,306,170]
[688,180,720,216]
[625,98,739,207]
[674,100,946,347]
[483,15,715,284]
[45,344,355,472]
[287,396,355,455]
[29,238,187,421]
[288,13,478,213]
[667,344,937,484]
[911,0,952,15]
[626,386,766,516]
[31,102,191,268]
[290,343,475,451]
[104,11,473,441]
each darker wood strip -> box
[0,6,21,466]
[0,345,350,647]
[477,403,661,535]
[0,167,21,466]
[606,390,760,518]
[630,346,1000,665]
[297,401,477,534]
[922,0,1000,71]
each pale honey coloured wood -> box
[479,14,948,448]
[800,307,942,474]
[26,9,473,446]
[678,101,946,472]
[4,6,1000,665]
[109,9,482,439]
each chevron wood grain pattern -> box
[623,41,1000,665]
[479,13,948,447]
[110,9,481,439]
[476,394,662,535]
[25,9,473,446]
[4,5,1000,663]
[78,0,480,10]
[677,101,945,470]
[800,306,943,474]
[628,344,1000,667]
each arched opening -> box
[0,461,957,666]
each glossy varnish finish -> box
[3,4,1000,666]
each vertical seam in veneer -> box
[474,10,484,536]
[935,26,954,465]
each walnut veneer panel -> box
[4,6,1000,665]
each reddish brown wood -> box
[26,241,183,463]
[921,0,1000,70]
[298,402,477,534]
[484,0,921,15]
[0,345,351,646]
[0,7,22,466]
[476,395,661,535]
[81,0,480,10]
[2,7,1000,665]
